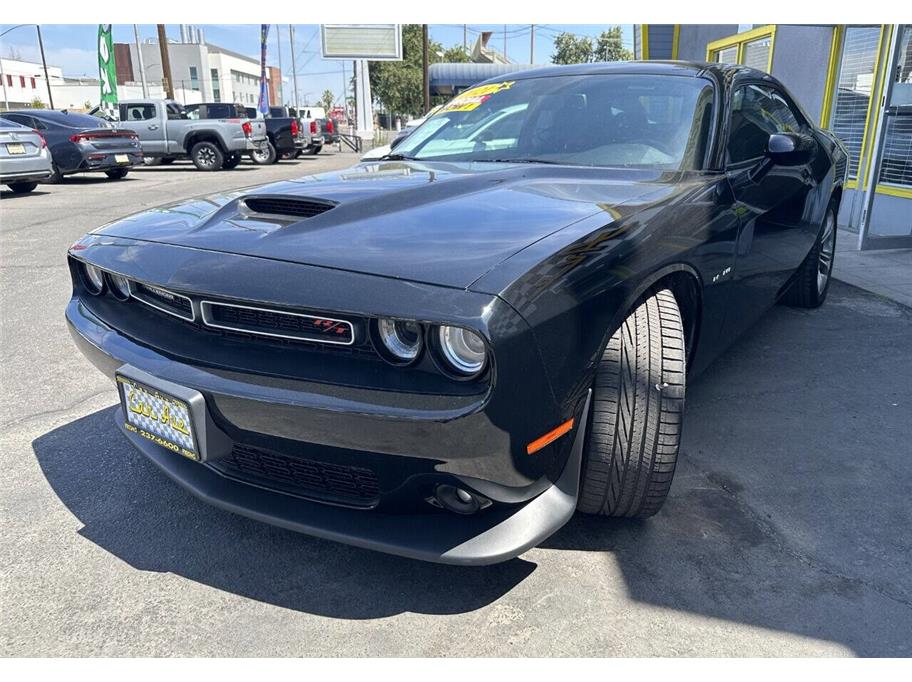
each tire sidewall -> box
[191,142,224,171]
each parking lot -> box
[1,151,911,657]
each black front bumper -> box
[66,290,587,564]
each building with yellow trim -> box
[637,24,912,250]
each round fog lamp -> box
[83,263,105,294]
[438,326,486,375]
[108,273,131,300]
[377,318,423,363]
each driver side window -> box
[726,84,802,165]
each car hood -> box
[95,160,673,289]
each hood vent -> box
[241,195,337,219]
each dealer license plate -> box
[6,143,26,155]
[117,375,198,460]
[115,154,130,164]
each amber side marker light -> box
[526,418,575,455]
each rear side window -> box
[726,84,803,164]
[122,104,156,122]
[166,103,186,120]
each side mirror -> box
[767,132,813,166]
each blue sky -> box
[1,24,632,106]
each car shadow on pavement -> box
[29,283,912,649]
[31,406,535,619]
[0,189,53,199]
[542,282,912,656]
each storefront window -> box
[878,25,912,188]
[829,25,883,179]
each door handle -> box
[148,124,159,130]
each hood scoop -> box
[241,195,337,220]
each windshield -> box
[393,74,715,170]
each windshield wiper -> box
[379,153,417,161]
[483,158,565,165]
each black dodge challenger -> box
[66,62,846,564]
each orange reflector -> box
[526,418,575,455]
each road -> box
[1,153,911,656]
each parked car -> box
[296,106,326,155]
[100,99,267,171]
[243,106,305,164]
[1,109,141,183]
[66,62,847,565]
[0,118,52,192]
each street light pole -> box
[133,24,148,97]
[36,26,54,108]
[530,25,535,64]
[0,58,8,111]
[289,24,300,112]
[274,24,283,106]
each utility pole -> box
[289,24,299,112]
[503,24,507,62]
[156,24,174,99]
[530,25,535,64]
[275,24,283,105]
[341,61,347,121]
[1,57,8,111]
[422,24,430,114]
[36,26,54,109]
[133,24,148,97]
[463,25,467,54]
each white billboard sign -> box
[321,24,403,61]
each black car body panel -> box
[66,62,847,564]
[1,110,142,176]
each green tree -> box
[29,97,45,109]
[551,27,631,64]
[368,24,469,118]
[551,33,594,64]
[594,27,632,62]
[320,89,335,112]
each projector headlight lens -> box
[438,326,486,376]
[82,263,105,294]
[377,318,423,363]
[108,273,131,300]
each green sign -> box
[98,24,118,119]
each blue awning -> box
[429,63,538,96]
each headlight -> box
[108,273,131,301]
[437,326,486,376]
[82,263,105,294]
[376,318,423,363]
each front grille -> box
[242,196,336,219]
[201,300,355,345]
[132,282,194,321]
[212,444,380,506]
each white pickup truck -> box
[102,99,267,171]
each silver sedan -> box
[0,118,52,193]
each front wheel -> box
[105,168,129,180]
[780,204,837,309]
[577,288,686,518]
[7,181,38,193]
[250,141,276,165]
[190,141,224,171]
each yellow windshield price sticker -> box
[439,81,515,113]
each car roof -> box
[8,109,105,128]
[0,117,30,130]
[473,60,770,87]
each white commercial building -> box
[0,58,64,109]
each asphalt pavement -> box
[1,153,910,656]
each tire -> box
[308,144,323,156]
[250,140,276,165]
[780,203,837,309]
[142,157,162,166]
[222,152,242,170]
[43,164,63,184]
[190,141,224,171]
[577,288,686,518]
[293,150,303,159]
[7,181,38,193]
[105,168,129,180]
[160,157,175,165]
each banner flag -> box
[98,24,119,120]
[258,24,270,115]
